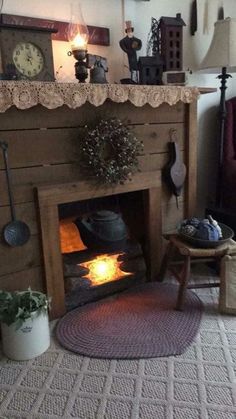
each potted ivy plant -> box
[0,288,51,360]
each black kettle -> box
[75,210,128,251]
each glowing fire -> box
[80,253,131,286]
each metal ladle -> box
[0,141,30,246]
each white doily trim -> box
[0,81,200,113]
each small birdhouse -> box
[159,13,186,71]
[138,54,163,85]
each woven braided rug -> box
[56,283,203,359]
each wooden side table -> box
[159,235,236,310]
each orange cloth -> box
[59,220,86,253]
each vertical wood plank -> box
[143,186,162,280]
[185,101,198,217]
[38,203,66,319]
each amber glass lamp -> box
[67,1,89,82]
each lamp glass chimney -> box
[68,1,89,51]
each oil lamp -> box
[67,1,89,82]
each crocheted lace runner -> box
[0,81,200,112]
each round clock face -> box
[12,42,44,78]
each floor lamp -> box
[199,18,236,211]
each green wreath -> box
[81,118,143,184]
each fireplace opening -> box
[58,192,147,310]
[37,171,161,318]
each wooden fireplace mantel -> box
[0,81,216,318]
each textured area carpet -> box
[0,273,236,419]
[56,283,203,359]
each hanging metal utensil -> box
[0,141,30,246]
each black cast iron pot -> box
[75,210,128,252]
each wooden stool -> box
[159,235,236,310]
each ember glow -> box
[80,254,131,285]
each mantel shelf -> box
[198,87,217,94]
[0,81,215,113]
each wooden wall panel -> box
[0,102,185,130]
[0,128,81,169]
[162,202,185,232]
[0,164,82,205]
[0,202,38,234]
[162,183,185,206]
[0,235,41,276]
[134,123,184,155]
[185,101,198,216]
[138,151,185,172]
[0,122,184,169]
[0,267,44,292]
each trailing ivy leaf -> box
[0,290,50,330]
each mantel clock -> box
[0,24,56,81]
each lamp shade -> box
[200,18,236,73]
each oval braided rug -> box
[56,283,203,359]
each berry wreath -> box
[81,118,143,184]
